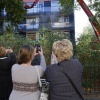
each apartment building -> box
[18,0,75,41]
[1,0,75,42]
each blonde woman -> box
[9,45,46,100]
[45,39,83,100]
[0,46,16,100]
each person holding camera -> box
[0,46,16,100]
[9,44,46,100]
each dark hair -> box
[18,45,34,64]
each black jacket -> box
[45,59,83,100]
[31,54,40,65]
[0,53,16,99]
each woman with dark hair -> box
[9,45,46,100]
[45,39,83,100]
[0,46,16,100]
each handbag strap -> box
[58,63,84,100]
[35,66,42,87]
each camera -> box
[35,44,41,53]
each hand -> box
[38,47,43,56]
[51,51,58,64]
[6,48,13,54]
[34,47,39,56]
[34,46,43,56]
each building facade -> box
[1,0,75,43]
[18,0,75,41]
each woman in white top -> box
[9,45,46,100]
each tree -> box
[58,0,74,15]
[0,34,35,56]
[76,24,100,90]
[88,0,100,21]
[82,24,94,35]
[59,0,100,21]
[76,24,100,65]
[0,0,26,26]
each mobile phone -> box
[35,44,41,53]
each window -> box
[58,17,64,22]
[26,33,36,40]
[27,19,35,24]
[51,1,60,12]
[64,17,69,22]
[26,17,39,29]
[38,2,44,12]
[44,1,51,12]
[51,16,69,28]
[26,3,34,14]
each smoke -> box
[39,13,59,23]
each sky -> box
[74,9,90,38]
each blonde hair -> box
[52,39,73,62]
[0,46,6,57]
[18,45,34,64]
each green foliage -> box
[0,27,69,64]
[5,24,15,34]
[37,28,69,65]
[76,25,100,65]
[59,0,74,15]
[76,25,100,90]
[0,33,35,58]
[88,0,100,19]
[0,0,26,26]
[59,0,100,22]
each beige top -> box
[9,64,44,100]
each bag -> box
[39,79,49,100]
[39,92,48,100]
[35,66,49,100]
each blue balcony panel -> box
[18,22,74,32]
[26,6,61,15]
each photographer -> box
[0,46,16,100]
[9,45,46,100]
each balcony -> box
[18,22,74,32]
[26,6,61,15]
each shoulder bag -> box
[35,66,49,100]
[58,63,84,100]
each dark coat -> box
[45,59,83,100]
[31,54,40,65]
[0,53,16,99]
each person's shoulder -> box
[70,58,80,63]
[33,65,44,71]
[12,64,19,69]
[71,59,83,67]
[33,65,41,69]
[47,63,57,69]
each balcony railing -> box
[27,6,61,14]
[1,6,61,16]
[18,22,74,31]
